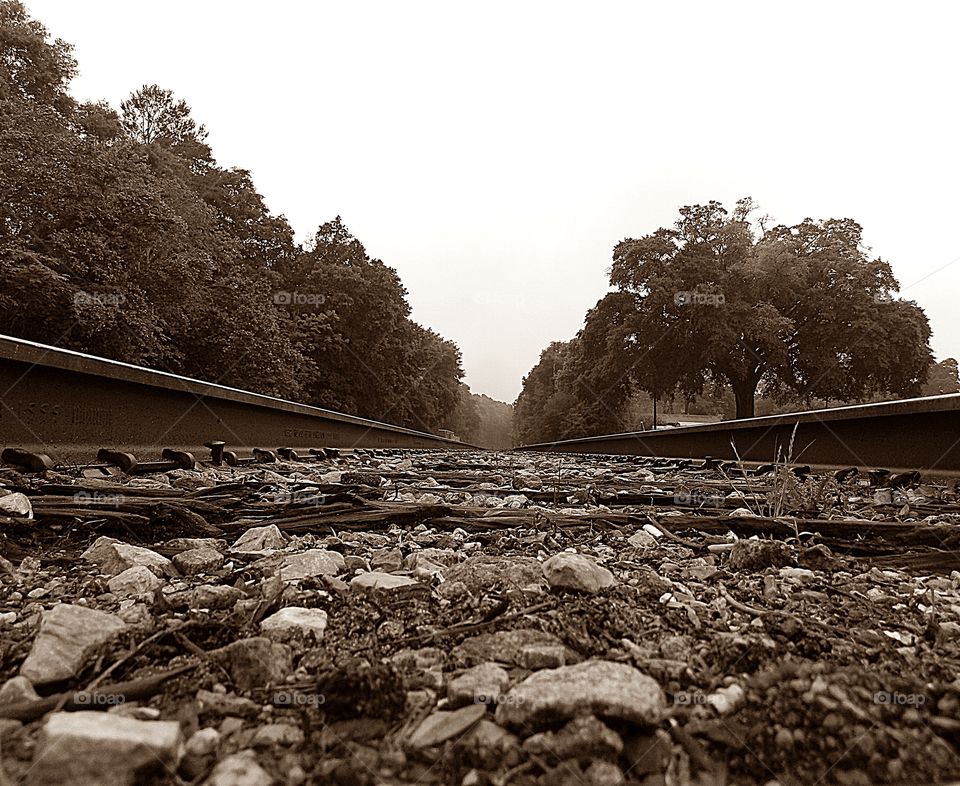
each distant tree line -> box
[449,387,514,449]
[515,199,935,445]
[0,1,471,434]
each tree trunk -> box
[732,380,756,419]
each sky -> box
[24,0,960,404]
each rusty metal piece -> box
[160,449,196,470]
[277,447,300,461]
[252,448,277,463]
[96,448,138,473]
[1,447,55,473]
[97,448,194,474]
[204,441,226,466]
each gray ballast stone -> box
[20,604,126,686]
[259,607,328,638]
[542,552,617,593]
[28,711,182,786]
[407,704,487,749]
[494,659,665,731]
[107,565,163,597]
[231,524,288,553]
[350,571,419,591]
[82,536,174,577]
[447,662,510,707]
[279,549,345,580]
[172,547,224,575]
[208,637,292,690]
[204,750,273,786]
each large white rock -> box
[82,536,173,577]
[209,637,292,690]
[495,660,665,731]
[350,572,419,591]
[28,711,182,785]
[231,525,288,553]
[0,491,32,518]
[279,549,344,580]
[259,607,328,638]
[542,552,617,593]
[20,604,126,685]
[172,547,224,575]
[107,565,163,597]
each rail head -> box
[0,334,482,460]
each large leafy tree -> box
[391,324,464,432]
[609,200,932,418]
[280,218,464,427]
[282,217,410,415]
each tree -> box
[193,166,297,270]
[282,217,410,415]
[472,394,514,449]
[280,217,464,429]
[609,200,933,418]
[446,384,481,442]
[922,359,960,396]
[120,84,208,146]
[0,0,75,112]
[514,342,575,444]
[552,293,639,436]
[391,325,464,432]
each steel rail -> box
[0,335,474,465]
[519,394,960,473]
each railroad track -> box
[520,394,960,474]
[0,335,472,471]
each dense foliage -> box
[0,1,465,432]
[516,199,934,443]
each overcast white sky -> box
[26,0,960,403]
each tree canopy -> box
[515,199,934,442]
[0,1,465,433]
